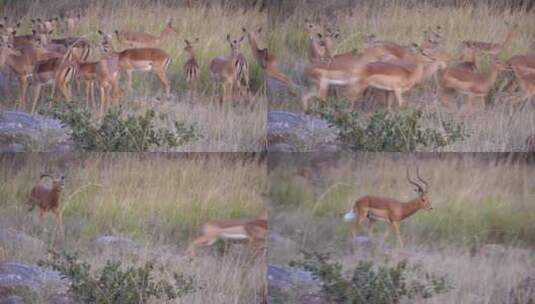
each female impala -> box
[115,19,177,49]
[187,209,267,257]
[344,168,431,248]
[31,46,78,113]
[460,22,518,64]
[183,38,200,95]
[28,174,66,237]
[439,58,507,114]
[209,34,248,103]
[242,26,292,86]
[1,36,59,109]
[99,30,171,98]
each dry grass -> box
[268,153,535,303]
[267,2,535,151]
[0,1,267,152]
[0,153,267,303]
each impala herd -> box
[0,13,267,115]
[292,19,535,113]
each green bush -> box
[38,250,198,304]
[43,102,199,152]
[290,251,452,304]
[309,99,467,151]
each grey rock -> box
[0,229,46,260]
[267,111,340,152]
[0,262,72,304]
[0,111,73,153]
[268,264,324,304]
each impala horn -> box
[406,167,424,194]
[415,167,429,193]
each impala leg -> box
[383,226,390,242]
[392,221,403,248]
[19,76,29,110]
[32,84,42,114]
[187,235,215,257]
[154,69,170,98]
[368,219,376,238]
[394,89,404,109]
[126,70,133,95]
[54,209,64,241]
[99,84,107,116]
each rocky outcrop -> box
[0,111,73,153]
[268,264,324,304]
[0,262,73,304]
[267,111,340,152]
[0,229,46,261]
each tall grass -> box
[0,153,267,303]
[1,1,267,152]
[0,153,266,245]
[267,2,535,151]
[269,153,535,250]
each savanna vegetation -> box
[268,153,535,303]
[0,153,267,303]
[266,0,535,152]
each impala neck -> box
[400,198,424,220]
[422,60,445,82]
[502,27,516,47]
[484,64,501,89]
[248,36,260,59]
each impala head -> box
[242,26,262,42]
[163,19,178,35]
[226,34,244,57]
[98,30,114,53]
[422,26,443,49]
[304,18,322,35]
[406,167,431,211]
[184,38,199,57]
[0,41,21,57]
[40,174,66,190]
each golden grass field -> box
[0,153,267,303]
[1,0,268,152]
[268,153,535,303]
[267,1,535,152]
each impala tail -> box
[343,209,356,222]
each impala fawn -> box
[28,174,66,237]
[344,168,431,248]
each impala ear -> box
[242,27,247,33]
[239,35,245,42]
[226,34,231,42]
[194,37,199,43]
[257,26,262,33]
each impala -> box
[115,19,177,49]
[209,34,249,103]
[460,22,518,65]
[505,53,535,94]
[509,64,535,101]
[344,168,431,248]
[60,13,81,36]
[31,46,78,113]
[302,43,448,110]
[439,58,507,114]
[242,26,292,86]
[183,38,200,96]
[28,174,66,237]
[99,30,171,98]
[0,36,60,108]
[187,209,267,257]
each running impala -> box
[187,209,267,257]
[344,168,431,248]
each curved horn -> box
[416,167,429,193]
[406,167,423,194]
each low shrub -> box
[309,98,468,151]
[43,101,199,152]
[38,250,198,304]
[290,251,452,304]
